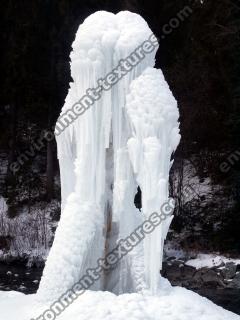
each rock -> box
[193,269,203,281]
[190,269,204,289]
[163,259,238,290]
[221,262,237,279]
[227,273,240,289]
[201,269,224,288]
[162,261,182,279]
[166,256,176,262]
[181,265,195,279]
[216,261,225,268]
[189,253,198,259]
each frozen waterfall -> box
[38,10,180,302]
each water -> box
[0,261,42,294]
[197,287,240,315]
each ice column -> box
[126,67,180,293]
[38,10,180,302]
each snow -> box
[186,253,240,269]
[0,282,239,320]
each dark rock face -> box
[162,259,240,315]
[201,269,225,287]
[0,236,12,251]
[227,273,240,289]
[222,262,237,280]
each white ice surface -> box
[126,67,180,293]
[1,283,240,320]
[38,10,179,302]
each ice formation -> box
[38,11,180,302]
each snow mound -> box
[1,285,239,320]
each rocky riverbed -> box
[162,258,240,314]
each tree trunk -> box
[6,103,17,186]
[46,138,54,201]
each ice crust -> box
[38,10,180,302]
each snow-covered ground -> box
[1,280,239,320]
[186,253,240,269]
[165,239,240,268]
